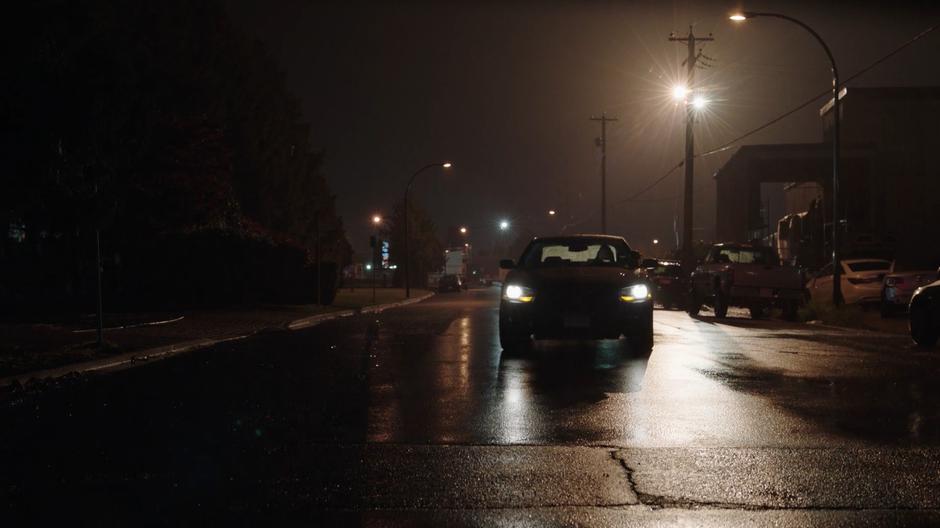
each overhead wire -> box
[565,21,939,230]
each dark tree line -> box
[0,0,351,312]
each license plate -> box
[760,288,773,297]
[563,313,590,328]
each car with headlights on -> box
[497,235,653,353]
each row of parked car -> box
[644,243,940,347]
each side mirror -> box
[499,259,515,270]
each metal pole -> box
[601,115,607,234]
[403,163,446,299]
[372,226,377,304]
[403,189,410,299]
[831,70,842,305]
[315,211,321,305]
[683,34,695,273]
[737,12,841,305]
[95,228,103,347]
[590,114,618,234]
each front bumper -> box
[500,297,651,339]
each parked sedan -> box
[882,268,937,317]
[910,272,940,347]
[498,235,653,353]
[808,258,892,305]
[649,260,686,310]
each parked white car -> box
[808,259,892,305]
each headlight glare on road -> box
[620,283,651,302]
[504,284,535,303]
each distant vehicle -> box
[882,268,937,317]
[444,247,468,281]
[808,258,892,306]
[438,274,463,293]
[909,270,940,347]
[649,260,686,310]
[688,243,803,320]
[498,235,652,353]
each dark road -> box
[4,288,940,525]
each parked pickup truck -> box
[688,243,804,320]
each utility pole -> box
[590,113,618,234]
[669,26,713,272]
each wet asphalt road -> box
[3,287,940,525]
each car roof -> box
[530,234,629,243]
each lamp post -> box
[371,215,382,304]
[403,162,452,298]
[731,11,843,305]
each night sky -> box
[222,0,940,260]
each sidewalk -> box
[0,288,431,385]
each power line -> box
[563,21,939,230]
[627,21,939,203]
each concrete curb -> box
[0,291,435,389]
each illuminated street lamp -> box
[548,210,556,216]
[404,161,453,298]
[692,96,708,110]
[672,84,689,100]
[730,11,843,305]
[499,220,510,231]
[459,226,468,235]
[371,214,383,303]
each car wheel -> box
[499,315,530,352]
[910,302,938,347]
[749,305,765,320]
[627,309,654,356]
[713,286,728,319]
[686,289,702,316]
[782,301,799,321]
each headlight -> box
[620,283,651,302]
[504,284,535,303]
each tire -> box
[910,303,938,347]
[627,308,654,356]
[749,305,765,320]
[782,301,799,321]
[713,286,728,319]
[687,289,702,316]
[499,315,530,351]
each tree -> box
[382,199,444,288]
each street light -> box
[692,96,708,109]
[548,210,556,216]
[499,220,509,231]
[730,11,843,305]
[371,214,383,303]
[404,161,453,298]
[459,226,468,235]
[672,84,689,100]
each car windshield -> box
[717,247,774,265]
[847,261,891,272]
[654,265,682,276]
[519,238,632,268]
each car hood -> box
[506,266,645,290]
